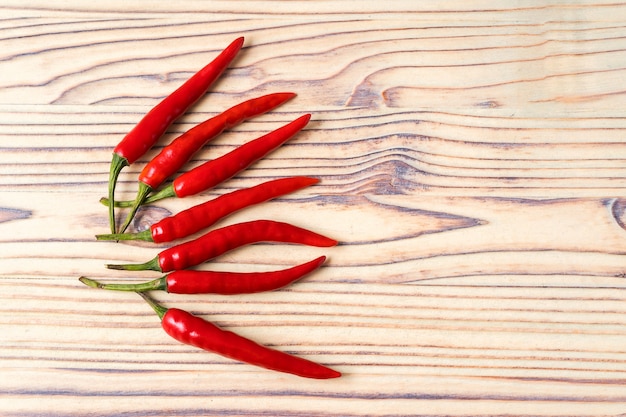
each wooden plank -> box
[1,1,626,416]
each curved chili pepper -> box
[102,114,311,208]
[118,92,297,233]
[108,37,244,232]
[137,292,341,379]
[97,176,319,243]
[80,255,326,294]
[106,220,337,272]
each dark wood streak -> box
[0,206,31,223]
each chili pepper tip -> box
[312,367,341,379]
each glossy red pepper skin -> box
[172,113,311,198]
[97,176,319,243]
[162,307,341,379]
[117,92,297,234]
[139,92,296,190]
[103,113,312,209]
[113,37,244,165]
[107,37,244,232]
[106,220,337,272]
[80,256,327,295]
[158,220,336,272]
[153,176,318,243]
[166,256,326,294]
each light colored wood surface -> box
[2,1,626,415]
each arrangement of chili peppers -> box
[107,37,244,234]
[81,37,341,379]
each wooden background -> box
[2,1,626,416]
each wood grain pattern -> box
[2,1,626,416]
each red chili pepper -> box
[107,37,244,232]
[106,220,337,272]
[103,114,311,209]
[137,292,341,379]
[97,176,319,243]
[118,92,297,233]
[80,255,326,294]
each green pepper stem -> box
[142,186,176,204]
[106,256,161,272]
[108,153,129,233]
[79,276,167,292]
[118,182,153,234]
[95,229,153,242]
[137,291,168,320]
[99,197,134,208]
[99,185,176,208]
